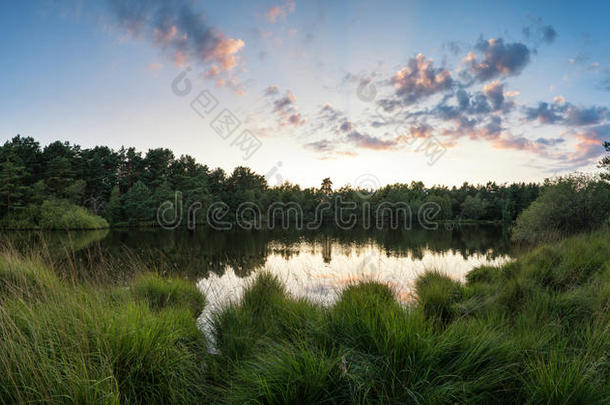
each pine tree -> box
[104,185,122,225]
[122,181,153,226]
[0,157,26,217]
[599,142,610,181]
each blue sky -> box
[1,0,609,188]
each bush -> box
[39,199,109,230]
[512,174,610,243]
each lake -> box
[3,225,514,309]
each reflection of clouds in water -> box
[197,245,512,346]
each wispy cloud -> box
[266,0,295,23]
[105,0,245,74]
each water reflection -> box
[2,225,513,283]
[196,227,513,326]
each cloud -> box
[535,137,565,146]
[438,115,503,142]
[443,41,462,56]
[265,85,279,96]
[208,37,245,71]
[304,139,335,152]
[490,125,608,168]
[264,88,306,127]
[106,0,244,72]
[340,121,354,132]
[523,17,557,45]
[266,0,295,23]
[524,102,564,124]
[347,131,399,151]
[407,123,434,140]
[564,105,607,126]
[433,85,513,124]
[492,134,544,153]
[273,91,296,112]
[391,53,453,104]
[483,80,514,112]
[287,113,306,126]
[465,38,531,82]
[549,125,610,167]
[598,76,610,92]
[541,25,558,44]
[524,102,607,126]
[319,103,339,117]
[205,65,221,77]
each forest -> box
[0,135,545,229]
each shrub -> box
[512,174,610,243]
[39,199,109,230]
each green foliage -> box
[461,194,487,220]
[64,179,86,204]
[204,230,610,403]
[103,185,122,224]
[1,231,610,402]
[0,136,545,228]
[599,141,610,181]
[0,155,27,216]
[415,271,465,322]
[512,174,610,243]
[0,253,60,300]
[225,342,345,405]
[0,253,207,404]
[122,181,153,226]
[39,199,109,230]
[132,273,206,316]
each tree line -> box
[0,135,556,229]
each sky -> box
[1,0,609,189]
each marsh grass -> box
[204,229,610,403]
[0,248,207,404]
[1,229,609,403]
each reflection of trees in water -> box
[322,236,332,264]
[1,225,512,279]
[2,229,109,253]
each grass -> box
[0,251,206,404]
[204,229,610,404]
[0,229,609,403]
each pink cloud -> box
[207,37,245,71]
[391,53,453,104]
[266,0,295,23]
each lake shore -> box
[0,229,608,403]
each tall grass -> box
[0,249,206,404]
[204,229,610,403]
[1,229,609,403]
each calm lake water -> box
[4,225,514,308]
